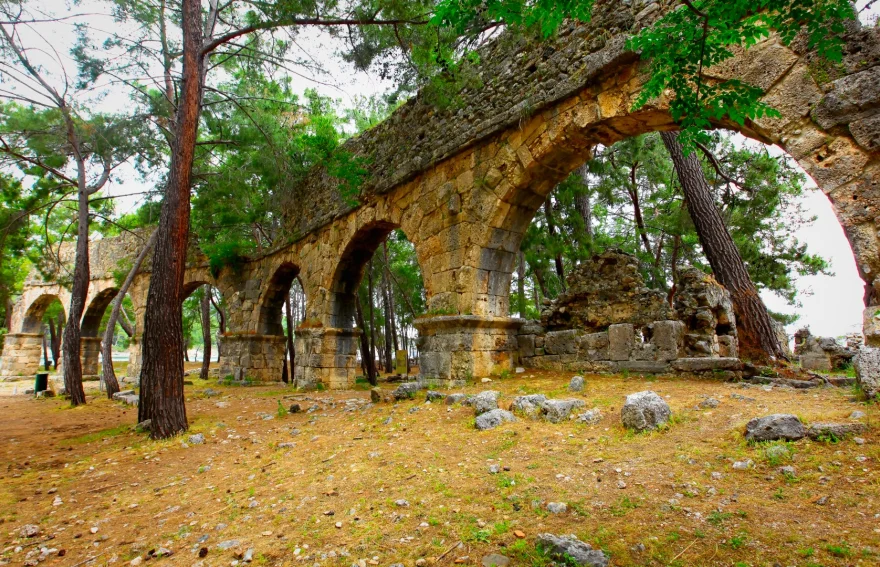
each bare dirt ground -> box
[0,370,877,567]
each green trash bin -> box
[34,372,49,393]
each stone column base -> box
[81,337,102,380]
[126,337,142,383]
[294,327,360,390]
[0,333,43,381]
[414,316,524,382]
[218,333,287,383]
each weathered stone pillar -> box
[293,327,359,389]
[80,337,102,380]
[414,316,523,382]
[0,333,43,380]
[126,336,143,381]
[217,333,286,383]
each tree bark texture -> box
[575,164,593,244]
[517,251,526,318]
[199,288,211,380]
[355,298,376,385]
[543,200,566,291]
[660,131,784,361]
[138,0,204,437]
[285,295,295,383]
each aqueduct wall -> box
[2,1,879,387]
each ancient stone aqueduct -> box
[1,2,879,387]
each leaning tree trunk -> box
[660,131,784,361]
[199,288,211,380]
[102,230,156,399]
[138,0,204,438]
[49,313,62,369]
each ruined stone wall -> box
[517,252,740,375]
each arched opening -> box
[181,281,221,375]
[502,125,862,367]
[257,261,305,383]
[327,221,426,381]
[21,294,66,371]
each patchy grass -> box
[0,369,876,567]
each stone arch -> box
[21,294,66,333]
[81,287,119,337]
[327,220,406,329]
[183,279,212,300]
[462,59,879,328]
[258,262,301,336]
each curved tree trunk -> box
[543,200,566,292]
[660,131,784,361]
[199,288,211,380]
[102,230,157,398]
[285,294,295,382]
[138,0,204,438]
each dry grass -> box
[0,370,878,566]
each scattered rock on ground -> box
[19,524,40,538]
[744,414,805,442]
[732,459,753,470]
[470,391,500,415]
[135,420,151,433]
[541,399,586,423]
[392,382,423,400]
[475,409,516,431]
[536,533,610,567]
[288,403,302,413]
[370,388,381,403]
[509,394,547,416]
[426,391,445,402]
[698,398,720,409]
[850,410,866,420]
[546,502,568,514]
[188,433,205,445]
[621,391,671,431]
[569,376,585,392]
[576,409,602,424]
[446,393,469,405]
[806,422,868,440]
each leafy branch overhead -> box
[433,0,855,149]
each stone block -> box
[613,360,669,374]
[545,330,578,355]
[671,358,741,372]
[517,335,536,358]
[651,320,684,361]
[608,324,634,361]
[800,353,832,372]
[578,332,609,360]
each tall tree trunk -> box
[52,312,62,369]
[209,291,225,360]
[138,0,204,437]
[517,250,526,318]
[48,318,59,370]
[660,131,784,361]
[367,259,378,379]
[625,161,654,258]
[543,200,566,291]
[575,164,593,245]
[355,298,376,385]
[4,298,11,332]
[199,288,211,380]
[285,294,295,384]
[102,230,156,398]
[381,245,393,373]
[60,152,92,406]
[384,242,399,354]
[42,325,49,371]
